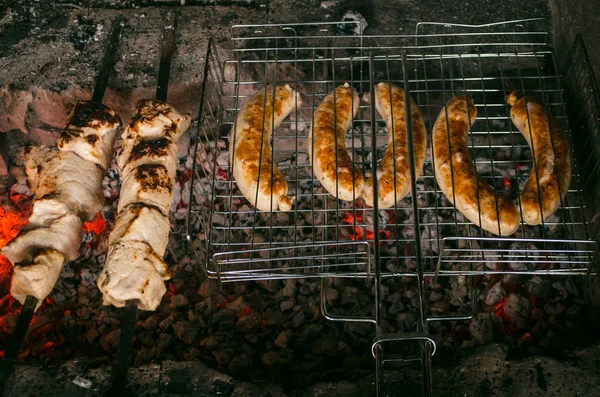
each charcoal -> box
[172,321,199,344]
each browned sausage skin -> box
[432,96,520,236]
[309,83,364,201]
[507,92,572,226]
[230,84,302,211]
[362,82,427,208]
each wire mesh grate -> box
[187,19,598,283]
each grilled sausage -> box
[362,83,427,208]
[230,85,301,211]
[432,96,520,236]
[308,83,363,201]
[507,92,572,226]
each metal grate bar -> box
[186,20,600,397]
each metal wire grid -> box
[187,19,598,283]
[185,20,600,397]
[562,35,600,252]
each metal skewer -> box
[107,11,177,396]
[93,18,124,103]
[0,18,123,397]
[0,295,37,394]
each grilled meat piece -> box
[57,100,121,170]
[97,241,170,311]
[108,203,170,257]
[24,146,106,222]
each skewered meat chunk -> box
[108,203,170,256]
[24,146,106,222]
[25,197,72,229]
[3,101,120,309]
[99,100,191,312]
[97,241,170,311]
[118,100,191,181]
[119,136,179,182]
[57,101,121,170]
[10,249,66,310]
[117,164,173,215]
[123,99,191,142]
[2,212,82,264]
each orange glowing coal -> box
[342,212,360,224]
[0,255,13,291]
[83,212,108,236]
[342,212,391,242]
[240,306,252,317]
[493,295,508,319]
[0,194,32,249]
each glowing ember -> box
[240,306,252,317]
[216,168,228,181]
[342,213,358,224]
[41,341,54,351]
[492,296,508,319]
[342,212,391,242]
[82,212,108,236]
[0,255,13,291]
[520,332,533,343]
[502,177,512,188]
[182,169,193,182]
[0,198,32,249]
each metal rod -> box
[109,12,177,396]
[92,18,124,103]
[156,11,177,102]
[368,50,383,397]
[107,300,138,396]
[186,37,215,241]
[0,295,38,395]
[401,51,432,397]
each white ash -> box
[526,276,553,302]
[484,282,505,307]
[469,313,502,344]
[503,293,531,330]
[446,263,470,306]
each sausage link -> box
[363,82,427,208]
[309,83,363,201]
[230,84,302,211]
[507,92,572,226]
[432,96,520,236]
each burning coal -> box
[0,192,32,249]
[341,211,391,242]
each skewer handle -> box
[156,11,177,102]
[0,295,38,395]
[92,17,124,104]
[107,299,138,396]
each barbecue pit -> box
[183,18,600,396]
[1,3,600,397]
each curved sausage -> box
[230,84,301,211]
[309,83,363,201]
[362,82,427,208]
[432,96,520,236]
[507,92,572,226]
